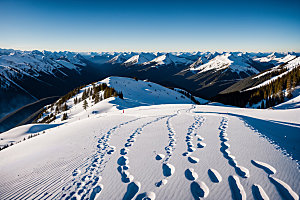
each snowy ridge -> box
[246,57,300,91]
[253,52,297,65]
[1,48,299,90]
[0,75,299,199]
[141,53,194,66]
[123,53,157,66]
[0,100,299,199]
[190,52,259,75]
[0,49,86,88]
[35,77,201,125]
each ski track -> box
[59,118,140,200]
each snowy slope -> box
[142,53,194,66]
[0,49,86,89]
[189,52,220,70]
[0,104,299,200]
[32,77,201,126]
[190,52,259,75]
[0,77,299,200]
[275,86,300,109]
[107,53,137,64]
[245,57,300,91]
[123,53,157,66]
[253,52,297,65]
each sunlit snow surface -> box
[0,77,299,200]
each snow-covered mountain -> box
[1,48,299,125]
[215,57,300,108]
[34,77,207,124]
[190,52,259,75]
[0,75,299,200]
[123,53,158,66]
[141,53,194,67]
[252,52,297,65]
[0,49,86,89]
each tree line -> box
[213,65,300,108]
[35,82,123,123]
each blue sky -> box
[0,0,299,52]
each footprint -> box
[188,156,199,164]
[228,175,246,200]
[220,137,229,142]
[162,163,175,177]
[196,135,204,141]
[118,165,130,174]
[90,184,103,200]
[185,168,198,181]
[118,156,129,166]
[208,169,222,183]
[136,192,156,200]
[121,171,134,183]
[92,176,102,186]
[120,148,129,155]
[197,142,206,148]
[268,176,299,200]
[190,181,209,199]
[155,179,168,187]
[187,147,196,152]
[235,165,250,178]
[221,142,230,148]
[251,160,276,175]
[252,184,269,200]
[123,181,141,200]
[155,154,165,161]
[72,169,81,176]
[182,152,191,157]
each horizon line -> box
[1,47,300,54]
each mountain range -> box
[0,48,299,132]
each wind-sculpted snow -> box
[268,176,299,200]
[251,160,276,175]
[0,103,299,200]
[252,184,270,200]
[228,175,247,200]
[183,115,205,160]
[60,118,140,199]
[218,117,250,178]
[208,169,222,183]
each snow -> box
[0,49,86,88]
[123,53,157,66]
[253,52,297,65]
[0,76,299,200]
[142,53,193,66]
[247,57,300,91]
[190,52,259,75]
[275,86,300,109]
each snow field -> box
[0,104,299,199]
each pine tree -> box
[62,113,68,121]
[62,103,68,111]
[94,92,100,104]
[55,106,59,114]
[83,100,88,110]
[118,91,123,99]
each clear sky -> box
[0,0,299,52]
